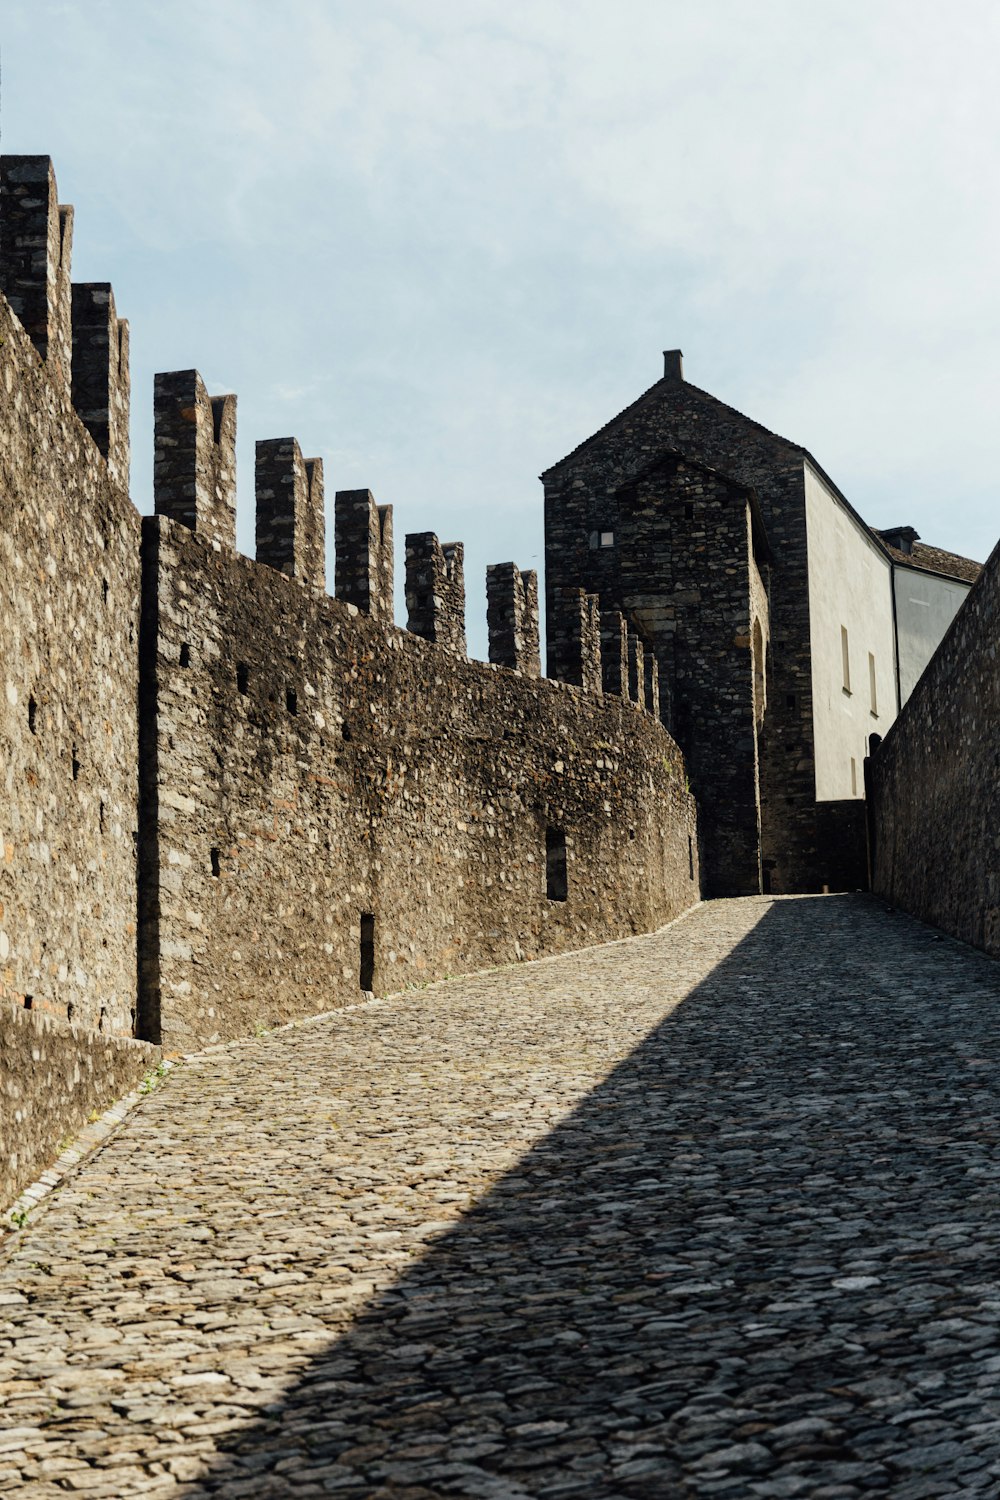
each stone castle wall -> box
[869,539,1000,955]
[0,262,141,1038]
[0,1003,157,1210]
[143,514,699,1053]
[0,153,703,1203]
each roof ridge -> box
[540,373,805,479]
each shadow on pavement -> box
[186,898,1000,1498]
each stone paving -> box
[3,895,1000,1498]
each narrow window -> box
[286,687,298,716]
[102,578,109,604]
[546,827,568,902]
[684,503,694,521]
[210,847,221,877]
[66,1002,75,1022]
[599,531,615,549]
[851,756,858,796]
[841,627,851,694]
[360,913,375,992]
[868,652,878,716]
[179,643,191,668]
[236,662,250,694]
[28,696,36,734]
[71,744,80,781]
[786,693,796,711]
[688,835,695,881]
[99,800,106,834]
[23,995,32,1011]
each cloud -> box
[4,0,999,646]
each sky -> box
[4,0,999,658]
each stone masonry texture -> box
[254,438,325,593]
[542,361,868,895]
[617,454,769,897]
[0,156,72,387]
[0,1002,156,1209]
[486,562,541,676]
[870,534,1000,956]
[142,513,698,1053]
[0,279,141,1037]
[0,147,703,1201]
[5,896,1000,1495]
[154,371,237,552]
[405,532,467,654]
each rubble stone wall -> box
[870,541,1000,954]
[143,518,700,1053]
[0,294,141,1037]
[1,1002,157,1211]
[543,369,854,892]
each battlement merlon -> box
[486,563,540,677]
[334,489,394,622]
[644,651,661,721]
[255,438,325,591]
[627,631,647,708]
[154,370,237,551]
[0,156,73,386]
[547,588,602,694]
[600,609,629,699]
[405,533,467,655]
[72,284,130,490]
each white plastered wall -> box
[804,463,896,800]
[894,567,972,704]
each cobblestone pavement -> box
[4,896,1000,1498]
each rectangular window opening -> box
[851,756,858,796]
[236,662,249,695]
[688,834,695,881]
[286,687,298,716]
[599,531,615,549]
[28,696,36,735]
[23,995,33,1011]
[71,744,80,781]
[684,504,694,521]
[210,847,221,878]
[180,643,191,668]
[868,651,878,716]
[841,626,851,694]
[546,827,568,902]
[360,913,376,992]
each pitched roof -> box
[881,539,982,586]
[541,367,982,586]
[539,375,803,481]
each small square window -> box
[599,531,615,549]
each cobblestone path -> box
[4,896,1000,1498]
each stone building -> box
[542,350,980,896]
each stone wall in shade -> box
[542,357,856,894]
[140,513,700,1053]
[870,541,1000,954]
[615,454,770,897]
[0,1002,157,1212]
